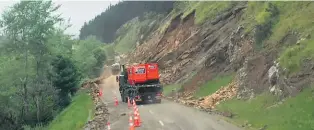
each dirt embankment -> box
[82,78,109,130]
[83,64,120,130]
[83,65,115,130]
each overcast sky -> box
[0,0,119,38]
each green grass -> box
[158,1,233,34]
[238,2,314,74]
[270,2,314,74]
[279,39,314,74]
[113,17,141,54]
[194,1,233,25]
[268,2,314,43]
[163,84,182,96]
[114,14,161,54]
[240,2,270,33]
[180,2,200,19]
[217,86,314,130]
[103,43,116,60]
[175,1,234,25]
[46,91,94,130]
[195,74,234,98]
[114,27,139,54]
[179,1,234,25]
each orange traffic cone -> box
[98,88,103,97]
[134,110,140,127]
[132,99,136,106]
[107,122,111,130]
[132,99,137,112]
[127,97,131,109]
[114,96,119,106]
[135,107,142,123]
[129,113,135,130]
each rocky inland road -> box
[100,75,243,130]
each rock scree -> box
[83,79,109,130]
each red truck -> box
[117,63,162,104]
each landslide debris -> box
[169,80,238,112]
[200,80,238,109]
[83,79,109,130]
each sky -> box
[0,0,120,38]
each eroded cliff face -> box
[126,1,314,107]
[127,4,248,97]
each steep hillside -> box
[120,1,314,129]
[113,12,166,54]
[79,1,174,43]
[77,1,314,130]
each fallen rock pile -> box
[83,82,109,130]
[168,80,239,113]
[199,80,238,109]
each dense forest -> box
[79,1,174,43]
[0,1,107,129]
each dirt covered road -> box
[99,74,243,130]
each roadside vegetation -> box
[217,86,314,130]
[163,84,182,96]
[0,1,106,129]
[46,91,94,130]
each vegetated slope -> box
[46,91,93,130]
[113,12,166,54]
[123,1,314,130]
[79,1,174,43]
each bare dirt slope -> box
[127,4,251,99]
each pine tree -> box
[49,55,80,107]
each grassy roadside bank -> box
[46,90,94,130]
[216,86,314,130]
[164,75,314,130]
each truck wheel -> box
[125,97,129,103]
[121,95,126,103]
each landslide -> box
[127,1,248,99]
[125,1,314,119]
[74,1,314,130]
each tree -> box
[49,55,80,107]
[92,47,107,76]
[0,1,64,128]
[0,1,110,129]
[72,36,104,78]
[79,1,175,43]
